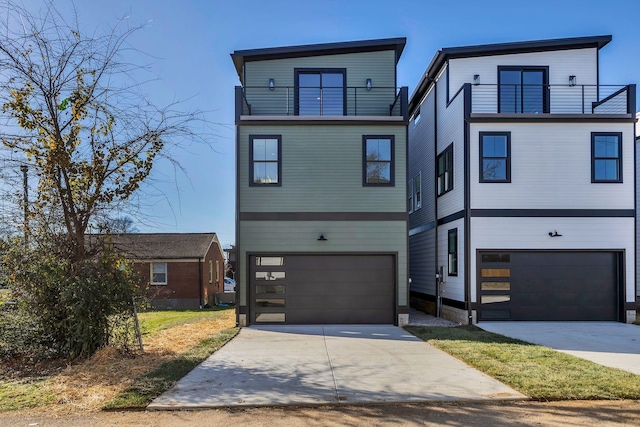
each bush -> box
[1,239,143,360]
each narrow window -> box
[151,262,167,285]
[216,260,220,282]
[592,132,622,183]
[208,260,213,283]
[250,135,281,186]
[480,132,511,182]
[407,178,414,213]
[437,145,454,195]
[413,107,421,127]
[414,173,422,210]
[448,229,458,276]
[363,136,394,186]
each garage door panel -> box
[479,251,619,321]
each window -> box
[407,179,414,214]
[592,133,622,182]
[151,262,167,284]
[480,132,511,182]
[448,229,458,276]
[208,260,213,283]
[250,135,281,186]
[413,107,421,127]
[414,173,422,210]
[363,136,394,186]
[295,69,345,116]
[437,145,454,195]
[498,67,548,114]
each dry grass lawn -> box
[7,308,236,415]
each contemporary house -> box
[112,233,226,309]
[408,35,637,323]
[231,38,409,326]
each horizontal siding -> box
[469,216,635,303]
[238,220,408,306]
[469,122,635,209]
[409,229,436,296]
[244,50,397,116]
[637,137,640,298]
[437,68,465,218]
[437,219,465,302]
[239,124,407,212]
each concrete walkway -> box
[477,322,640,375]
[149,325,525,409]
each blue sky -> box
[20,0,640,247]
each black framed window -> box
[437,144,454,195]
[591,132,622,183]
[448,229,458,276]
[250,135,281,186]
[414,173,422,210]
[363,136,394,186]
[480,132,511,183]
[498,67,549,114]
[407,179,414,213]
[295,69,346,116]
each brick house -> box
[112,233,226,309]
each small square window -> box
[592,133,622,183]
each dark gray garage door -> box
[249,254,395,324]
[478,251,620,321]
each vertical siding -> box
[469,122,635,209]
[239,124,406,212]
[437,65,465,218]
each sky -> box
[16,0,640,247]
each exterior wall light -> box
[548,230,562,237]
[473,74,480,85]
[366,78,372,91]
[569,75,576,86]
[269,78,275,90]
[317,234,328,241]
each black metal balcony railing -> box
[237,86,408,118]
[470,84,635,115]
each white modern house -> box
[408,35,637,323]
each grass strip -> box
[103,327,239,410]
[136,307,232,336]
[405,325,640,401]
[0,378,56,411]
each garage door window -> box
[255,272,285,280]
[256,257,284,266]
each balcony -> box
[235,86,408,120]
[469,84,635,115]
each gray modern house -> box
[231,38,409,326]
[408,35,637,323]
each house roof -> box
[409,35,613,115]
[109,233,221,260]
[231,37,407,84]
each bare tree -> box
[0,1,209,262]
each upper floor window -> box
[592,132,622,183]
[151,262,167,285]
[437,144,454,196]
[295,69,345,116]
[363,136,394,186]
[480,132,511,183]
[250,135,281,186]
[413,107,421,127]
[408,173,422,213]
[498,67,548,114]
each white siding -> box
[436,66,465,218]
[470,122,635,209]
[437,219,465,302]
[239,220,408,306]
[470,216,635,304]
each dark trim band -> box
[437,210,465,225]
[409,221,436,237]
[240,212,408,221]
[468,113,634,123]
[410,290,467,310]
[470,209,634,218]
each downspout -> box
[198,257,203,309]
[433,80,440,317]
[463,83,473,325]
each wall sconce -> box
[317,234,328,241]
[569,75,576,87]
[366,78,372,91]
[548,230,563,237]
[269,78,275,90]
[473,74,480,85]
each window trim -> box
[437,144,454,196]
[294,68,347,116]
[407,178,414,214]
[414,172,422,210]
[479,132,511,183]
[591,132,623,183]
[448,228,458,276]
[497,66,549,114]
[150,262,168,285]
[249,135,282,187]
[362,135,395,187]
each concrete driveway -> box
[477,322,640,375]
[148,325,525,409]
